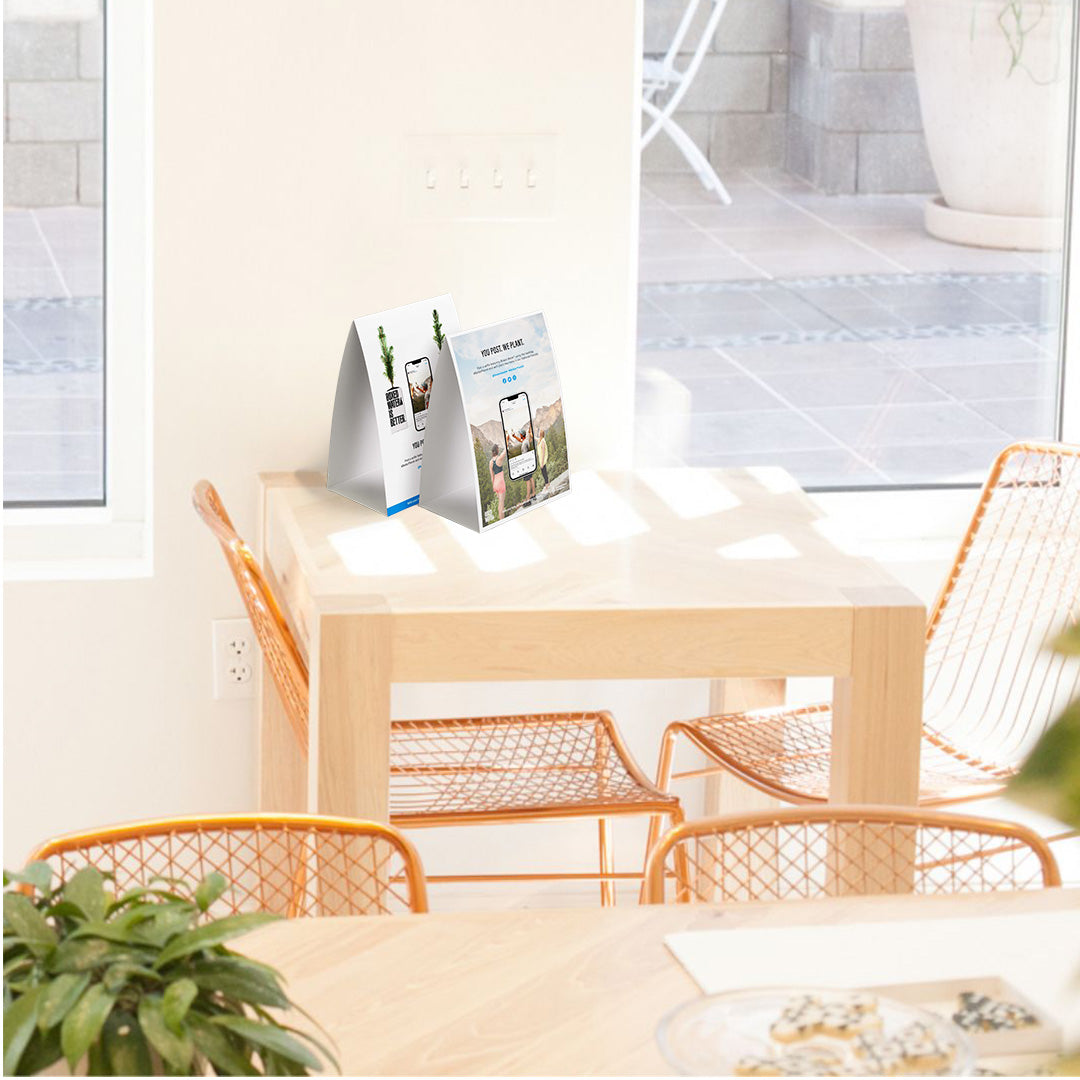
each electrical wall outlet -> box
[212,618,256,700]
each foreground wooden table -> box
[258,468,925,819]
[243,889,1079,1075]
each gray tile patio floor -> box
[4,207,103,504]
[636,169,1063,488]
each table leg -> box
[695,679,786,901]
[310,612,391,822]
[258,676,307,812]
[831,589,924,895]
[831,589,924,805]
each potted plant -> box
[906,0,1072,249]
[3,864,337,1076]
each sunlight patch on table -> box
[329,519,436,575]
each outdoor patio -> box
[3,206,103,504]
[635,169,1062,488]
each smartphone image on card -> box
[500,392,536,481]
[404,357,433,431]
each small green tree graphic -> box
[432,309,446,352]
[378,325,395,384]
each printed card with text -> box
[327,294,459,515]
[420,311,570,531]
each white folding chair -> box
[642,0,733,203]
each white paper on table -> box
[665,911,1080,1041]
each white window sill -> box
[4,511,152,582]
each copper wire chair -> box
[642,806,1061,904]
[650,442,1080,816]
[28,813,429,916]
[192,481,682,904]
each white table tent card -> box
[327,295,459,515]
[420,311,571,531]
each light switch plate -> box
[405,134,557,221]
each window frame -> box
[4,0,153,581]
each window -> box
[4,0,152,578]
[4,0,104,507]
[637,0,1074,490]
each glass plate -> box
[657,987,977,1076]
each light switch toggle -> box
[425,169,436,189]
[526,167,537,188]
[459,168,470,189]
[493,168,504,188]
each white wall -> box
[3,0,667,865]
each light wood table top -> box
[263,467,904,622]
[243,889,1079,1076]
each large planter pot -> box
[906,0,1071,250]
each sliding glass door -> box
[637,0,1076,489]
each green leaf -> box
[60,982,115,1070]
[1052,624,1080,655]
[45,901,91,921]
[16,1025,62,1076]
[102,961,162,994]
[62,867,109,922]
[162,977,198,1033]
[1008,699,1080,829]
[195,872,228,913]
[154,911,279,968]
[68,920,148,944]
[3,984,43,1075]
[3,893,57,957]
[137,994,194,1073]
[188,1014,259,1076]
[48,937,154,974]
[4,863,54,895]
[189,957,289,1007]
[210,1015,321,1071]
[132,904,198,949]
[101,1010,154,1077]
[37,971,91,1030]
[106,885,191,915]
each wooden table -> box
[242,889,1080,1075]
[258,468,926,820]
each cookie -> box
[854,1021,957,1076]
[736,1045,855,1077]
[770,993,881,1043]
[952,991,1038,1032]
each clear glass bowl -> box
[657,988,977,1076]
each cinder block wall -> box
[787,0,935,193]
[643,0,936,194]
[3,5,103,207]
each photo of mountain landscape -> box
[473,398,569,526]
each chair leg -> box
[640,726,684,903]
[598,818,615,907]
[641,99,732,204]
[646,726,681,858]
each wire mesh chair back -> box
[192,480,309,749]
[643,807,1060,904]
[29,814,428,916]
[923,443,1080,775]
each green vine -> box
[432,309,446,352]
